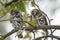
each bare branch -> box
[2,25,60,39]
[3,28,19,39]
[5,0,18,7]
[33,0,40,10]
[34,35,60,40]
[25,25,60,31]
[0,1,4,5]
[0,19,10,22]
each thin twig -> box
[0,1,4,5]
[33,0,40,9]
[34,35,60,40]
[33,31,35,40]
[0,19,10,22]
[50,29,56,35]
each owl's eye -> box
[32,11,37,16]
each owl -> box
[31,9,49,36]
[10,9,23,38]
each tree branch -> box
[5,0,19,7]
[34,35,60,40]
[0,19,10,22]
[2,25,60,39]
[25,25,60,31]
[3,28,19,39]
[1,19,60,39]
[0,1,4,5]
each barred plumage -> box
[31,9,48,37]
[10,9,23,38]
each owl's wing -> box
[42,12,50,25]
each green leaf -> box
[10,3,15,8]
[23,22,27,27]
[0,37,4,40]
[24,31,30,38]
[31,0,35,7]
[28,20,36,26]
[24,34,29,38]
[35,38,41,40]
[0,8,8,18]
[42,32,45,35]
[15,1,26,12]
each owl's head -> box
[10,9,19,16]
[31,9,40,16]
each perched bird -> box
[10,8,23,38]
[31,9,49,37]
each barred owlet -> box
[10,9,23,38]
[31,9,49,36]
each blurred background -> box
[0,0,59,40]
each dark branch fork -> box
[34,35,60,40]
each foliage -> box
[0,0,35,18]
[0,0,36,39]
[24,31,30,39]
[28,20,36,26]
[0,37,4,40]
[31,0,35,7]
[0,0,50,40]
[15,1,26,12]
